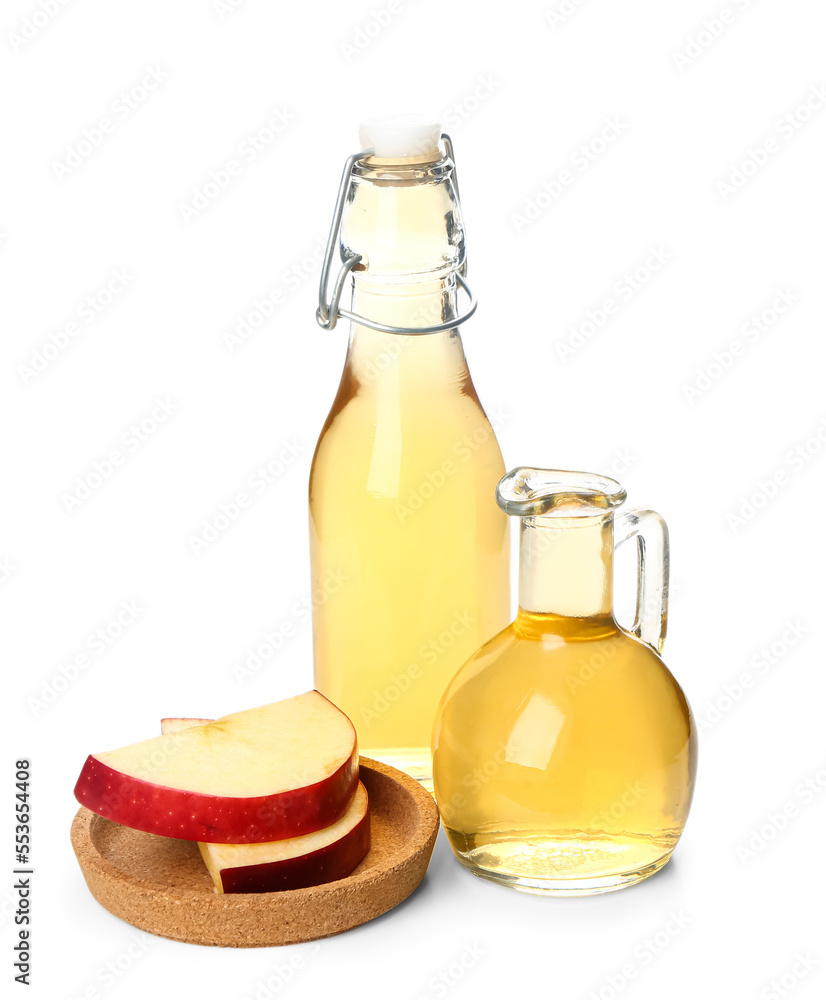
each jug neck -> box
[517,513,615,629]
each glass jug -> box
[432,468,697,894]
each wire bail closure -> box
[316,134,477,336]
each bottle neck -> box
[345,275,470,390]
[339,152,470,391]
[517,514,615,630]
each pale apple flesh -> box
[160,717,214,736]
[161,717,371,893]
[199,782,371,894]
[159,717,212,734]
[74,692,358,844]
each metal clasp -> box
[316,133,477,336]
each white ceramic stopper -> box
[358,114,441,158]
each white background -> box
[3,0,825,997]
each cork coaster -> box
[70,758,439,947]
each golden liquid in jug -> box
[435,613,695,892]
[433,488,696,894]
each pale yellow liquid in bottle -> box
[310,152,510,785]
[433,511,696,893]
[310,304,510,785]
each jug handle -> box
[614,508,669,655]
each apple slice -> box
[160,717,212,734]
[74,691,358,843]
[157,716,370,893]
[199,782,370,894]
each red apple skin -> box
[74,751,359,844]
[217,811,371,894]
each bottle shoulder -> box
[311,384,505,468]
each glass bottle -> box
[432,468,697,894]
[310,117,510,787]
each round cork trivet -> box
[70,758,439,947]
